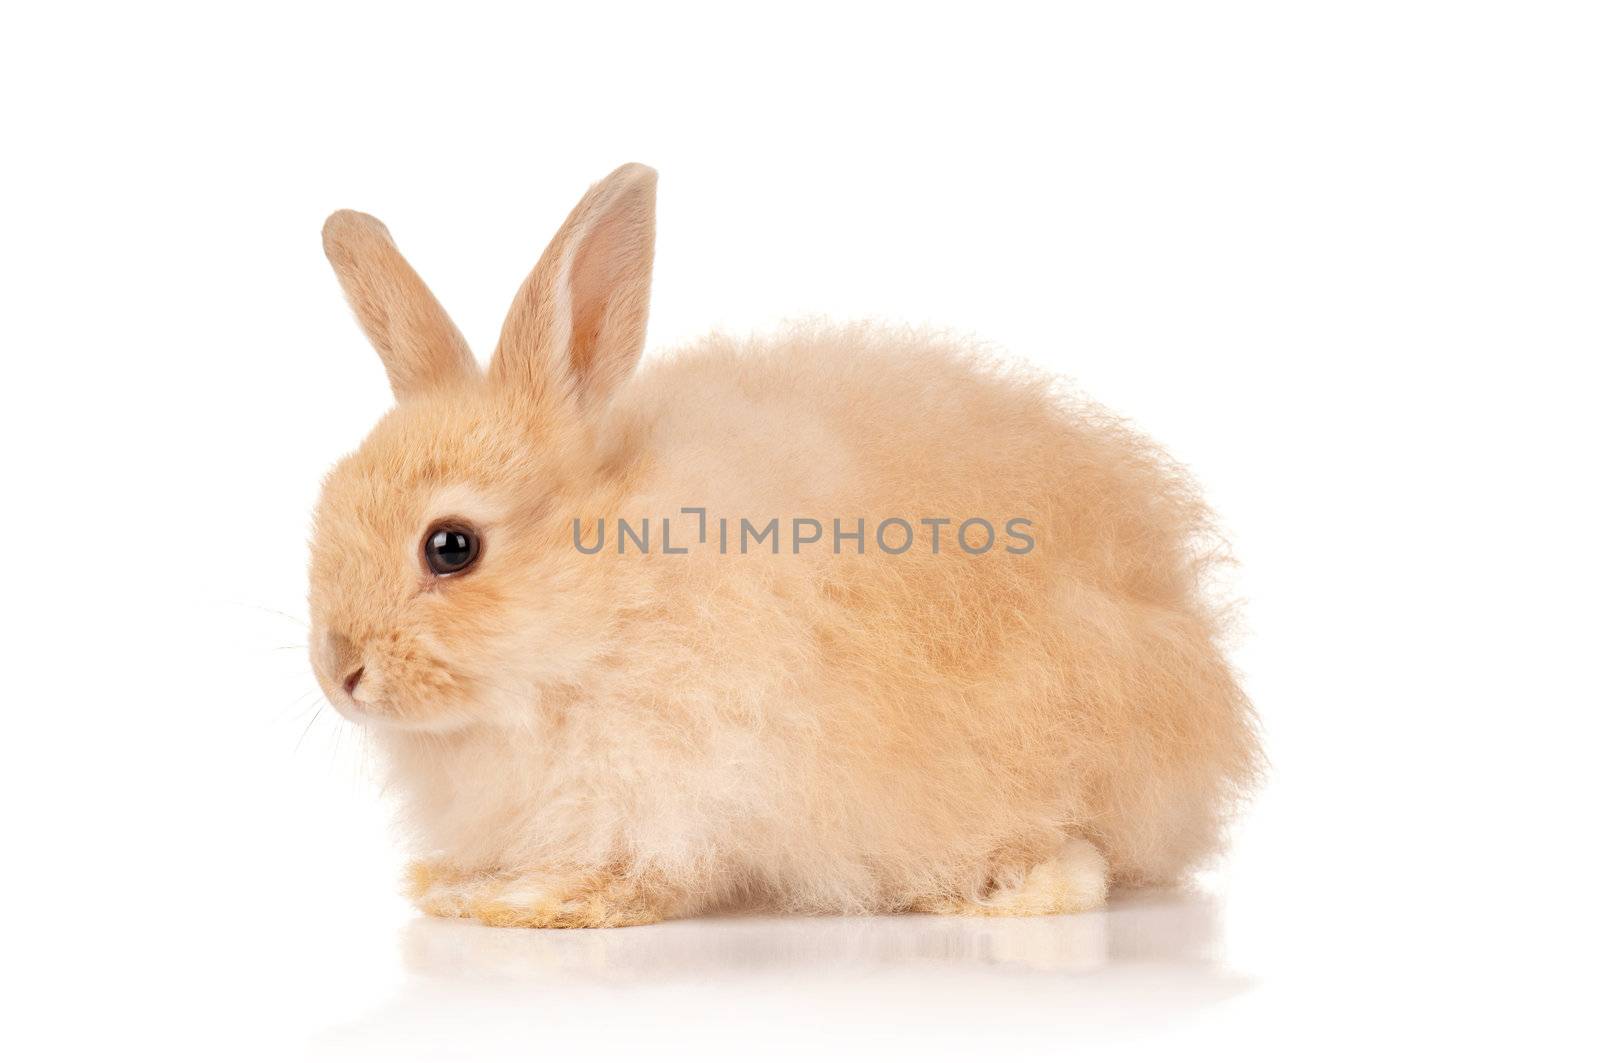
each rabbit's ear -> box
[490,163,656,407]
[322,211,478,400]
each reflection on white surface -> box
[312,889,1250,1058]
[397,888,1213,979]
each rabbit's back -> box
[592,325,1258,905]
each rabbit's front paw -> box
[406,860,501,918]
[469,869,672,929]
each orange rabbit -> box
[308,164,1259,927]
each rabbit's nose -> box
[320,630,365,696]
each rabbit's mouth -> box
[326,687,478,734]
[311,622,488,732]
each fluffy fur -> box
[308,164,1259,927]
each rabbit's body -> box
[311,166,1257,927]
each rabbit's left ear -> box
[322,211,478,400]
[490,163,657,408]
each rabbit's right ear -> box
[489,163,657,409]
[322,211,478,400]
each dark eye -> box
[423,523,480,576]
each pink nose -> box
[343,666,365,696]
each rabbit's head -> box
[307,164,656,731]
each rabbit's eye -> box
[423,523,480,577]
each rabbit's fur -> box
[309,164,1259,927]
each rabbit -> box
[308,163,1260,928]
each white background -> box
[3,2,1596,1059]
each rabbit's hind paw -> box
[915,837,1109,916]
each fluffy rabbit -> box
[309,163,1259,927]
